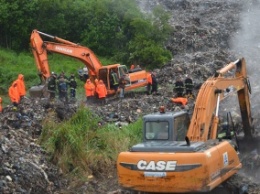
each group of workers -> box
[47,71,77,102]
[173,75,194,98]
[84,78,107,105]
[2,65,194,112]
[84,69,130,105]
[171,74,194,106]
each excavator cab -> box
[98,65,122,95]
[217,112,240,151]
[139,109,190,143]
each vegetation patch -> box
[39,106,143,177]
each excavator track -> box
[106,89,148,103]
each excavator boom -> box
[187,58,253,141]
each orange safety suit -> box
[9,81,20,104]
[84,79,95,97]
[171,97,188,106]
[0,97,2,112]
[16,74,26,97]
[96,80,107,98]
[94,78,99,86]
[146,72,153,95]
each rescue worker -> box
[218,122,233,139]
[110,69,119,92]
[0,97,2,113]
[94,78,99,99]
[173,77,185,97]
[151,72,158,95]
[94,78,99,86]
[171,97,188,106]
[83,66,89,82]
[118,74,127,98]
[47,72,57,100]
[184,74,194,98]
[16,74,26,99]
[130,64,135,70]
[96,80,107,105]
[84,79,95,103]
[146,71,153,95]
[69,73,77,98]
[8,81,20,109]
[57,76,68,102]
[58,71,69,82]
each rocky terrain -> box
[1,0,260,194]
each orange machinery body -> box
[117,140,241,193]
[29,29,148,97]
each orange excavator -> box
[117,58,254,193]
[29,29,148,97]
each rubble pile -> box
[0,98,66,193]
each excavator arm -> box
[187,58,253,141]
[30,29,103,82]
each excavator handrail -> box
[186,58,253,141]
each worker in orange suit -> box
[96,80,107,105]
[84,79,96,104]
[171,97,188,106]
[16,74,26,99]
[94,78,99,85]
[0,97,2,113]
[146,71,153,95]
[8,81,20,109]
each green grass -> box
[39,107,143,176]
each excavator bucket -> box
[29,85,49,98]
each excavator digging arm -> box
[186,58,253,141]
[30,29,103,83]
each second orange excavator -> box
[117,58,254,193]
[29,29,149,97]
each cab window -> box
[145,121,169,140]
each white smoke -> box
[230,1,260,183]
[230,0,260,116]
[230,1,260,84]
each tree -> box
[0,0,173,68]
[0,0,38,50]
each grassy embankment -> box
[39,107,142,178]
[0,48,143,181]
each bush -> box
[39,106,143,175]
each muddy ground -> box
[1,0,260,194]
